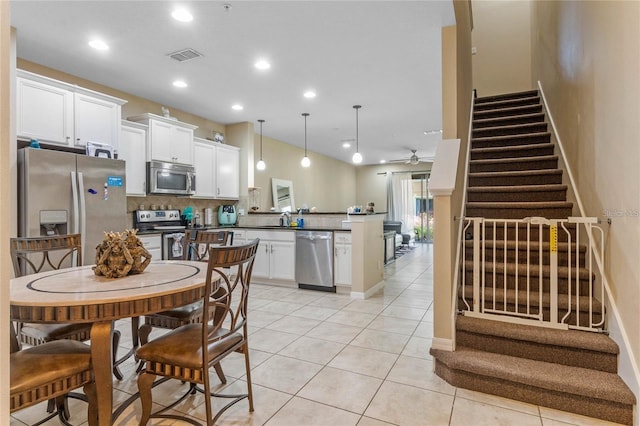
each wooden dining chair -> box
[10,234,125,378]
[10,322,98,426]
[136,238,259,425]
[137,230,229,346]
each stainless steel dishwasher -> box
[295,230,335,292]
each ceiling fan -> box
[388,149,434,165]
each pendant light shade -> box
[256,119,266,170]
[301,113,311,168]
[352,105,363,164]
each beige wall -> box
[472,0,532,96]
[355,163,432,214]
[531,0,640,392]
[253,134,356,212]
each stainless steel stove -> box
[134,209,186,260]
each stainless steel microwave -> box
[147,161,196,195]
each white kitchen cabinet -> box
[334,232,352,287]
[119,120,148,196]
[215,144,240,199]
[128,113,197,165]
[193,140,216,198]
[246,230,296,282]
[193,137,240,200]
[16,70,125,149]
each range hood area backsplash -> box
[126,196,244,228]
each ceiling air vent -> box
[168,48,203,62]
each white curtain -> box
[390,172,414,234]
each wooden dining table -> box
[10,260,209,426]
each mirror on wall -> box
[272,178,295,212]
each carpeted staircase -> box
[430,90,636,424]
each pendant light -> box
[256,119,266,170]
[352,105,363,164]
[301,113,311,168]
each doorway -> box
[411,173,433,243]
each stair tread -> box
[463,259,593,279]
[475,90,539,103]
[474,96,540,109]
[467,184,567,193]
[430,346,636,404]
[470,155,558,164]
[467,201,572,208]
[469,169,562,178]
[459,286,604,312]
[474,122,547,133]
[471,143,554,153]
[464,239,585,252]
[474,104,541,117]
[473,112,545,125]
[472,131,551,143]
[456,315,618,354]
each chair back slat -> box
[182,230,229,262]
[10,234,82,277]
[202,239,259,358]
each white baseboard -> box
[431,337,454,352]
[351,280,385,300]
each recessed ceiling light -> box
[254,60,271,70]
[303,90,316,99]
[172,8,193,22]
[342,142,351,149]
[88,39,109,51]
[424,129,443,135]
[172,80,188,88]
[379,160,387,164]
[232,104,244,111]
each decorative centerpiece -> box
[93,229,152,278]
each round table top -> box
[10,260,208,323]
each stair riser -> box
[473,114,545,129]
[474,105,542,120]
[468,173,562,187]
[458,297,603,327]
[464,248,586,265]
[465,206,573,219]
[471,145,554,160]
[464,225,578,241]
[462,271,594,295]
[473,123,548,138]
[433,363,632,425]
[456,331,618,372]
[467,189,567,203]
[472,133,551,149]
[470,158,558,173]
[474,97,541,111]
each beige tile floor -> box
[11,243,623,426]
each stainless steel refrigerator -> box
[18,148,127,263]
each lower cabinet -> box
[334,232,352,287]
[246,230,295,282]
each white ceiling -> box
[10,1,455,166]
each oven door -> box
[162,232,186,260]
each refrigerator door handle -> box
[78,171,87,261]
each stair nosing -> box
[466,201,572,208]
[475,90,539,103]
[473,104,542,117]
[472,112,545,124]
[471,143,554,154]
[460,286,604,312]
[472,131,551,143]
[469,169,563,178]
[470,155,558,164]
[474,96,540,107]
[473,122,548,133]
[467,184,567,193]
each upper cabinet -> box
[119,120,148,196]
[16,70,126,150]
[193,137,240,200]
[128,113,197,166]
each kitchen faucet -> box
[279,211,291,227]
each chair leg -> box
[213,362,226,384]
[137,371,156,426]
[112,329,124,380]
[243,345,254,412]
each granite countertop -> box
[137,225,350,233]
